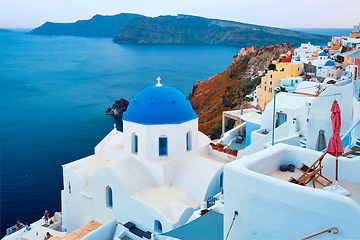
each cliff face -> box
[28,13,141,37]
[114,14,331,47]
[189,43,293,138]
[29,13,331,47]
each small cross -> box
[156,77,162,86]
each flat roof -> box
[61,220,102,240]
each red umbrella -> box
[326,100,344,186]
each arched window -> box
[106,186,113,209]
[132,133,138,154]
[220,172,224,187]
[154,220,162,233]
[159,136,167,156]
[186,131,192,151]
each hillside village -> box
[207,23,360,162]
[190,23,360,139]
[252,26,360,110]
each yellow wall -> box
[257,63,302,110]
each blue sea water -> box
[290,28,353,37]
[0,28,349,236]
[0,30,239,236]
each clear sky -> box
[1,0,359,29]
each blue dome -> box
[319,52,327,56]
[123,85,198,125]
[324,60,335,66]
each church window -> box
[154,220,162,233]
[106,186,113,209]
[159,136,167,156]
[220,172,223,187]
[132,134,138,154]
[186,131,192,151]
[264,86,267,91]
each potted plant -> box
[214,141,228,152]
[226,148,232,154]
[232,149,238,156]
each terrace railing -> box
[341,119,360,150]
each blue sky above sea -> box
[0,0,359,29]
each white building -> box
[342,38,360,49]
[279,76,303,93]
[224,144,360,239]
[60,80,226,236]
[292,42,321,63]
[316,60,335,78]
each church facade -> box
[61,80,225,234]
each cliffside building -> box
[257,63,302,110]
[291,42,321,63]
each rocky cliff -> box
[189,43,294,139]
[114,14,331,47]
[28,13,141,37]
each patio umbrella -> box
[326,100,344,189]
[315,129,327,151]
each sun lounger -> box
[289,152,332,188]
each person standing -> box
[25,222,31,231]
[44,210,50,224]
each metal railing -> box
[322,119,360,153]
[302,227,338,240]
[341,119,360,149]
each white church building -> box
[60,80,226,236]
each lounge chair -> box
[289,152,332,188]
[289,166,325,187]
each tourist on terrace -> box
[44,210,49,224]
[26,222,31,231]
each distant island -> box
[28,13,141,37]
[28,13,331,47]
[0,28,12,32]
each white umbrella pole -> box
[335,156,338,190]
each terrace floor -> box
[228,136,246,151]
[268,169,360,206]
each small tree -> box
[268,63,276,71]
[315,83,326,96]
[276,86,287,93]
